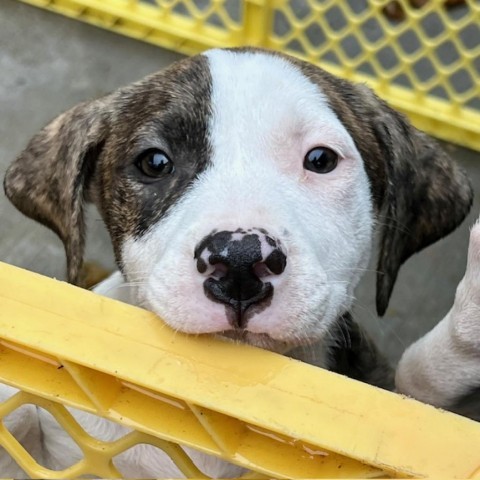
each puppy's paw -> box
[450,220,480,352]
[395,218,480,408]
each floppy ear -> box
[3,98,111,285]
[369,92,473,316]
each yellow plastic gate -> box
[15,0,480,151]
[1,262,480,478]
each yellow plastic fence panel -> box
[14,0,480,152]
[1,262,480,478]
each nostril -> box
[252,250,287,279]
[264,249,287,275]
[196,259,228,279]
[252,262,271,279]
[211,262,228,279]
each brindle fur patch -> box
[5,55,212,280]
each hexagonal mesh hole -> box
[3,405,83,472]
[2,404,44,472]
[467,97,480,111]
[449,68,475,94]
[429,84,449,101]
[398,30,422,55]
[392,73,414,90]
[435,40,462,66]
[206,12,225,28]
[273,9,292,38]
[286,38,307,56]
[287,0,312,21]
[191,0,211,13]
[377,45,400,71]
[172,2,191,17]
[164,0,240,26]
[360,17,384,44]
[320,50,341,67]
[223,0,241,23]
[345,0,369,16]
[305,22,326,49]
[340,34,363,60]
[72,409,132,442]
[358,61,376,77]
[420,12,446,39]
[459,23,480,50]
[413,57,436,83]
[113,443,181,478]
[324,5,348,32]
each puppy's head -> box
[4,48,472,352]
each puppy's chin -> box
[138,287,340,356]
[218,330,293,354]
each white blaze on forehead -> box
[204,49,357,163]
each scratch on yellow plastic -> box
[15,0,480,152]
[1,262,480,478]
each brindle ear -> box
[369,94,473,316]
[3,98,111,285]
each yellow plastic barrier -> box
[1,261,480,478]
[15,0,480,152]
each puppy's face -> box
[4,48,472,353]
[116,50,374,351]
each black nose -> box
[194,228,287,328]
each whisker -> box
[375,216,411,236]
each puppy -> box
[2,47,474,476]
[396,219,480,421]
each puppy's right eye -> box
[135,149,174,178]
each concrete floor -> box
[1,0,479,363]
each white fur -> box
[92,270,135,303]
[396,220,480,407]
[122,49,374,352]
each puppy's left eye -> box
[304,147,338,174]
[135,149,174,178]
